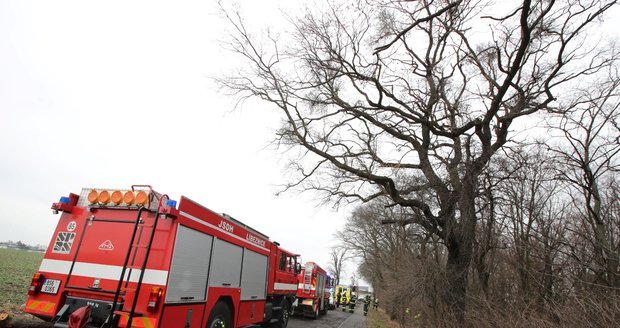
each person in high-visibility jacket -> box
[373,297,379,310]
[340,292,348,312]
[363,295,370,316]
[348,294,357,313]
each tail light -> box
[147,287,162,312]
[28,273,43,295]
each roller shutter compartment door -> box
[240,249,268,300]
[209,239,243,288]
[165,225,213,303]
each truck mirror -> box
[295,263,302,274]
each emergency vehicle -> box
[334,285,351,306]
[293,262,331,319]
[25,186,301,328]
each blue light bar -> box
[166,199,177,208]
[59,196,71,205]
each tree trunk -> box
[445,235,470,323]
[475,182,495,299]
[587,170,619,287]
[444,178,478,323]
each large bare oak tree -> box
[220,0,618,321]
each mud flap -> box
[68,305,91,328]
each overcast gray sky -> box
[0,0,354,278]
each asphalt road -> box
[8,305,368,328]
[289,304,367,328]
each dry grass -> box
[368,308,410,328]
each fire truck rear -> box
[293,262,331,319]
[25,185,301,328]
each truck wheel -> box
[207,301,231,328]
[272,301,290,328]
[312,303,319,319]
[319,300,327,315]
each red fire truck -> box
[25,186,301,328]
[293,262,331,319]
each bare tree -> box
[547,73,620,288]
[327,246,349,286]
[220,0,618,321]
[495,147,567,307]
[337,200,442,324]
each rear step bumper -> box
[53,296,123,328]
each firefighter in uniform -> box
[336,289,341,308]
[363,295,370,316]
[341,292,348,312]
[373,297,379,310]
[348,293,357,313]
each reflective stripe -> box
[26,300,56,314]
[143,317,156,328]
[297,284,316,291]
[41,302,55,313]
[273,282,297,291]
[39,259,168,285]
[119,315,156,328]
[26,300,40,310]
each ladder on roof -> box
[108,191,166,328]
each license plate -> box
[41,279,61,294]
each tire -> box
[311,303,319,320]
[272,300,290,328]
[319,299,327,315]
[207,301,232,328]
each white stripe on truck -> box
[274,282,298,291]
[39,259,168,285]
[297,284,317,291]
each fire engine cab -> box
[293,262,331,319]
[25,186,301,328]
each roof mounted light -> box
[52,193,79,214]
[123,191,135,205]
[98,190,111,205]
[87,190,99,204]
[111,190,123,205]
[166,199,177,208]
[136,191,149,206]
[81,187,157,209]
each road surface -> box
[10,304,368,328]
[289,303,367,328]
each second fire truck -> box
[293,262,331,319]
[25,185,301,328]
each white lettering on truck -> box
[246,233,266,248]
[218,220,234,233]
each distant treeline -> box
[0,240,46,252]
